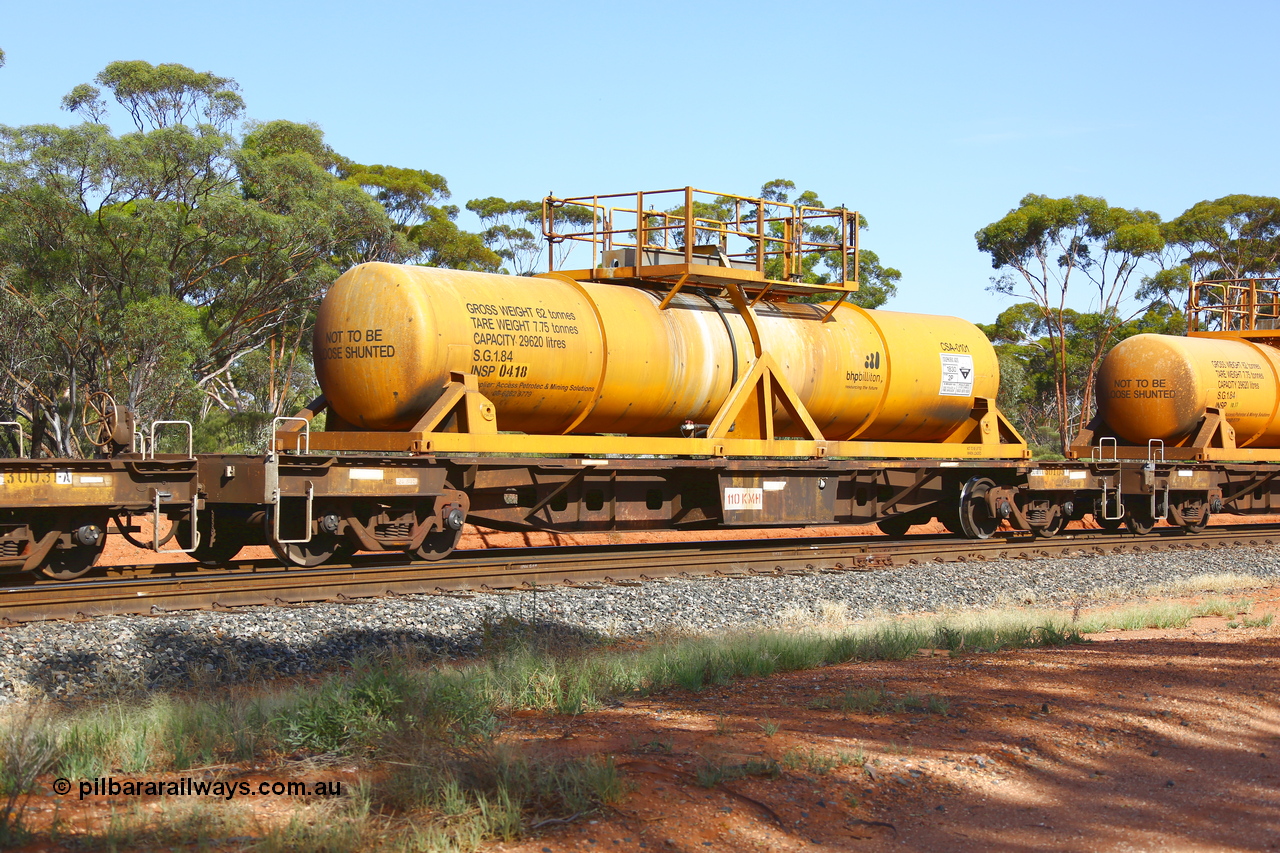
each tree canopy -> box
[0,61,495,456]
[1165,195,1280,281]
[978,192,1280,456]
[975,194,1166,451]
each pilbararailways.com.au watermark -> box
[52,776,343,801]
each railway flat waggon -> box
[250,187,1033,563]
[9,188,1280,578]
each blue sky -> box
[3,0,1276,322]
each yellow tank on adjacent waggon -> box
[1084,278,1280,459]
[1097,333,1280,448]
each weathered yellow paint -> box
[314,263,1001,444]
[0,469,115,505]
[1099,333,1280,447]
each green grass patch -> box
[1076,603,1195,632]
[1192,597,1254,618]
[836,685,949,715]
[379,747,624,849]
[78,800,255,852]
[779,746,863,776]
[0,712,60,848]
[696,756,782,787]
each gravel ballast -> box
[3,545,1279,703]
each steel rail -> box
[1,526,1276,625]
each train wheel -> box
[268,532,344,567]
[408,491,467,561]
[1125,509,1156,535]
[877,514,918,538]
[179,512,249,565]
[958,478,1000,540]
[42,518,108,580]
[413,528,462,561]
[264,508,344,567]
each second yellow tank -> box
[1097,333,1280,447]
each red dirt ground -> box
[485,592,1280,853]
[9,587,1280,852]
[33,517,1280,850]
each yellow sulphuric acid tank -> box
[313,263,999,441]
[1097,333,1280,447]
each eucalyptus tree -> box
[345,164,500,272]
[980,300,1185,456]
[0,62,409,454]
[975,194,1165,451]
[1139,196,1280,328]
[1166,195,1280,281]
[466,196,542,275]
[466,196,596,275]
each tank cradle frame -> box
[280,368,1028,461]
[1069,406,1253,462]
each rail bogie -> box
[191,454,470,566]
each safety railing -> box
[148,421,193,460]
[128,420,194,460]
[1188,278,1280,333]
[271,416,311,456]
[542,186,860,287]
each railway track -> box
[2,525,1277,625]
